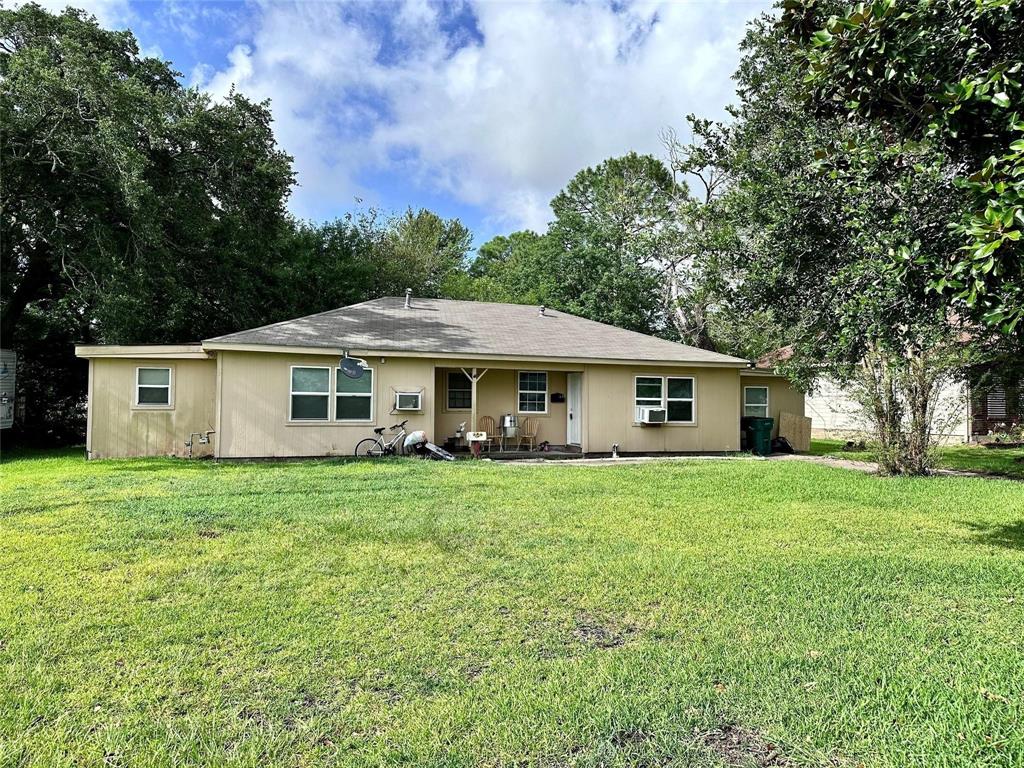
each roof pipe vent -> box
[404,288,412,309]
[539,305,546,317]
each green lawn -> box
[1,450,1022,767]
[809,438,1024,480]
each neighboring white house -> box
[806,377,971,444]
[757,345,979,445]
[0,349,15,431]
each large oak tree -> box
[1,3,295,348]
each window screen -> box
[743,386,769,418]
[667,377,695,422]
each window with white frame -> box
[666,377,695,422]
[290,366,330,421]
[518,371,548,413]
[634,375,696,423]
[336,366,373,421]
[447,371,472,410]
[743,385,769,418]
[634,376,663,421]
[135,367,172,406]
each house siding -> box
[741,374,806,438]
[83,348,808,459]
[582,364,742,453]
[216,351,436,458]
[87,357,217,458]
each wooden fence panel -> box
[779,411,812,452]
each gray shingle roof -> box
[204,297,749,365]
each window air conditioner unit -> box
[395,392,422,411]
[638,406,667,424]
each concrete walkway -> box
[487,454,747,467]
[768,452,1021,480]
[492,451,1018,480]
[765,450,1019,481]
[766,453,877,473]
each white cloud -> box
[193,2,387,220]
[193,0,770,229]
[14,0,133,28]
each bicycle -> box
[354,420,409,457]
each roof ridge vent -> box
[404,288,412,309]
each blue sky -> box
[34,0,771,246]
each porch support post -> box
[461,367,489,437]
[470,368,478,436]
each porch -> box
[433,364,584,452]
[445,446,584,460]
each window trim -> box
[665,376,696,424]
[334,365,374,423]
[446,370,472,411]
[743,385,770,419]
[134,366,173,409]
[633,374,697,425]
[634,375,664,422]
[289,365,331,422]
[517,370,548,414]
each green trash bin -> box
[741,416,774,456]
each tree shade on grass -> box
[1,451,1022,767]
[810,439,1024,481]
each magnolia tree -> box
[682,12,988,474]
[784,0,1024,335]
[781,0,1024,466]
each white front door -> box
[567,373,582,445]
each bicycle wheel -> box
[354,438,385,457]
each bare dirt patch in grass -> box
[283,690,327,730]
[610,728,655,748]
[237,706,269,728]
[463,662,488,681]
[694,723,793,767]
[571,612,638,649]
[365,682,402,705]
[529,610,640,659]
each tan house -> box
[75,297,804,459]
